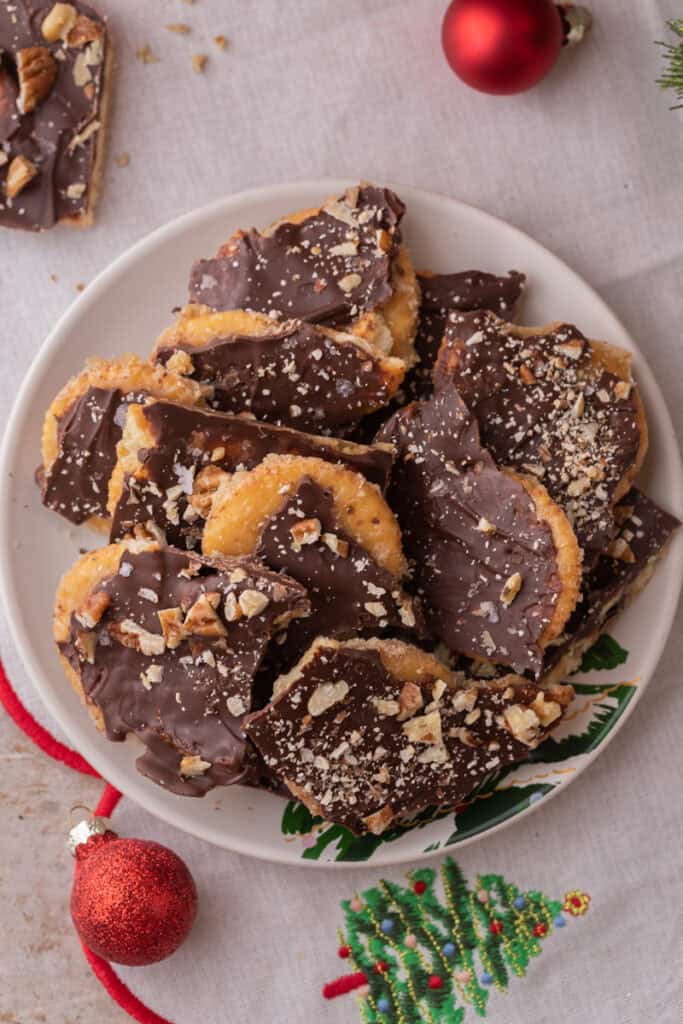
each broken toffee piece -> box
[435,312,648,557]
[0,1,112,230]
[409,270,526,403]
[109,400,395,548]
[187,183,420,365]
[54,540,309,795]
[203,454,418,669]
[542,489,680,682]
[245,637,573,836]
[378,387,581,676]
[40,356,204,528]
[152,306,405,433]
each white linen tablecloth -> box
[1,2,682,1022]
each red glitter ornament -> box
[69,815,198,966]
[374,960,389,974]
[338,945,351,959]
[413,880,427,894]
[428,975,444,990]
[533,922,548,937]
[490,919,504,934]
[441,0,592,95]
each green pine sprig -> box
[656,19,683,109]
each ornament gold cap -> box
[68,814,114,855]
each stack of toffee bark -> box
[43,184,678,835]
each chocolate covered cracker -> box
[246,637,573,835]
[542,490,679,680]
[435,312,648,557]
[378,387,581,676]
[109,400,395,547]
[54,541,309,795]
[152,306,405,433]
[39,356,204,527]
[188,183,420,365]
[203,454,418,669]
[1,2,112,230]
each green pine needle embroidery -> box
[656,20,683,109]
[332,858,588,1022]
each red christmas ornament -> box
[69,815,198,966]
[338,945,351,959]
[374,960,389,974]
[428,975,444,990]
[413,880,427,895]
[533,922,548,937]
[490,919,504,934]
[441,0,592,95]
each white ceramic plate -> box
[1,180,682,868]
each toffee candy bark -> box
[541,489,680,684]
[109,399,395,548]
[378,387,581,677]
[152,305,405,434]
[0,2,112,230]
[203,455,419,670]
[409,270,526,403]
[435,312,649,558]
[188,183,421,366]
[54,540,309,795]
[246,637,574,836]
[40,355,204,529]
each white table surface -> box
[1,2,682,1022]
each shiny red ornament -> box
[442,0,585,95]
[70,817,198,966]
[533,922,548,936]
[490,918,504,934]
[428,975,444,990]
[413,879,427,894]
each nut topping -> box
[402,709,442,745]
[157,607,185,649]
[16,47,58,114]
[74,590,110,629]
[238,589,270,618]
[397,681,424,721]
[183,592,227,637]
[307,680,349,717]
[41,3,78,43]
[500,572,522,607]
[502,704,541,746]
[180,754,212,777]
[290,517,322,551]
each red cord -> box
[0,657,173,1024]
[82,945,176,1024]
[0,658,99,776]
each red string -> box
[322,972,368,999]
[82,945,176,1024]
[0,658,173,1024]
[0,658,99,776]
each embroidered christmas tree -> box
[325,857,589,1022]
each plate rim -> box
[1,178,682,869]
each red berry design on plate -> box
[413,880,427,895]
[338,945,350,959]
[490,919,503,934]
[533,923,548,937]
[428,975,444,990]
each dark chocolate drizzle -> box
[110,400,394,547]
[0,1,108,231]
[188,185,404,324]
[42,386,146,523]
[154,319,398,433]
[255,478,419,671]
[378,387,563,676]
[435,311,644,555]
[246,643,569,835]
[59,546,309,795]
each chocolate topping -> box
[544,490,679,669]
[155,319,400,433]
[351,269,525,444]
[42,385,145,523]
[435,312,644,555]
[378,387,564,675]
[255,478,419,670]
[188,185,404,324]
[246,641,571,835]
[110,400,394,547]
[59,546,309,795]
[0,1,109,231]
